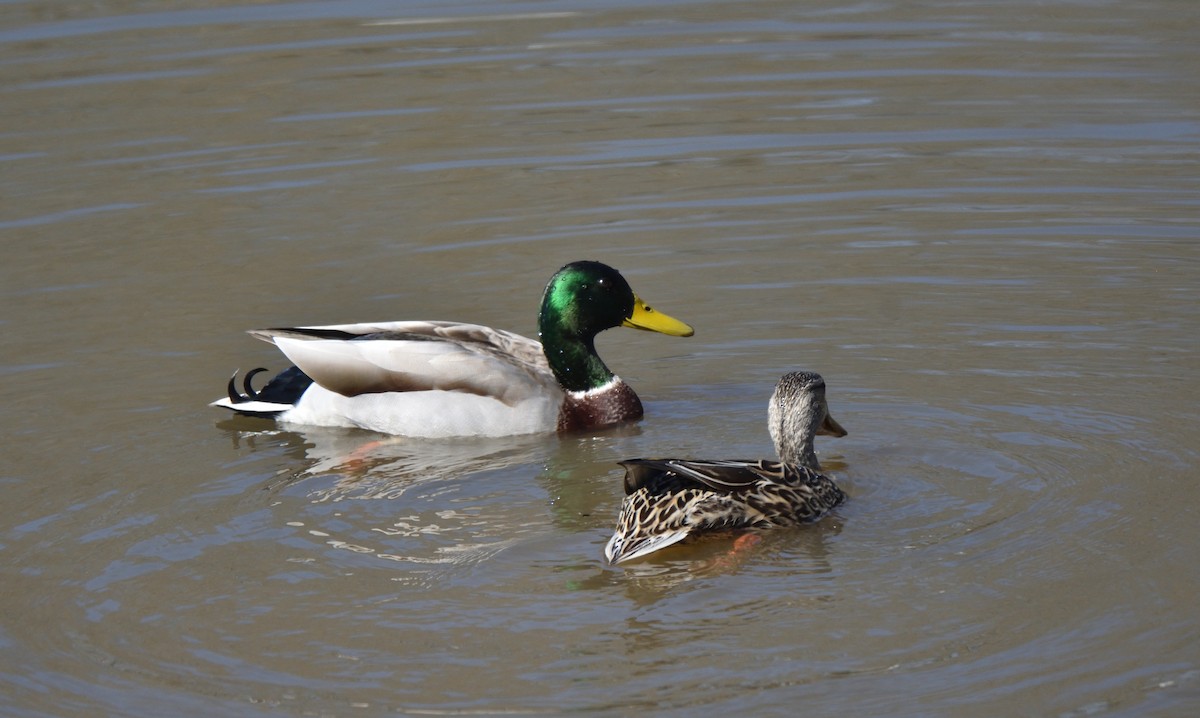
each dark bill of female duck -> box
[211,261,694,438]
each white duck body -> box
[211,261,694,437]
[214,320,564,437]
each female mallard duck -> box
[604,370,847,564]
[211,261,693,437]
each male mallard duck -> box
[604,370,847,564]
[211,261,693,437]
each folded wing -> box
[619,458,785,495]
[251,320,558,406]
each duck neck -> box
[538,321,615,393]
[769,399,821,469]
[778,436,820,469]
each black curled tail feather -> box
[226,367,267,404]
[225,366,314,408]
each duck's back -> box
[605,459,845,563]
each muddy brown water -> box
[3,1,1199,715]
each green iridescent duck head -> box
[538,261,693,392]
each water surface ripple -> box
[2,1,1198,716]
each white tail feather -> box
[605,528,692,564]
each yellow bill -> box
[622,296,694,337]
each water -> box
[3,1,1199,715]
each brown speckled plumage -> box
[605,371,848,564]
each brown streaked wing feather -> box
[608,460,845,562]
[608,485,724,561]
[738,465,846,525]
[619,458,784,495]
